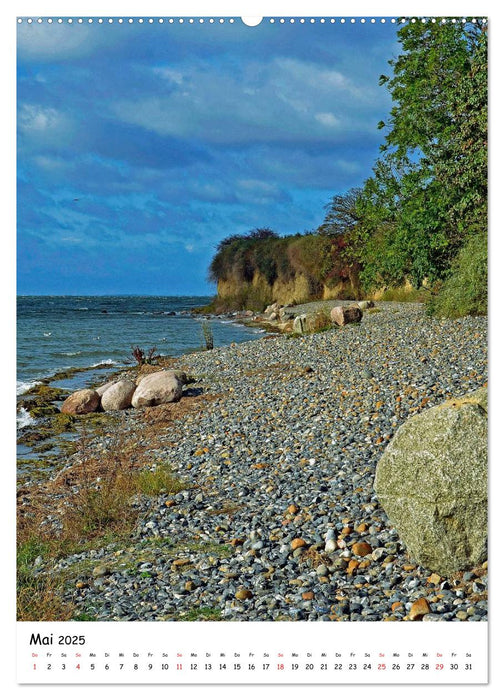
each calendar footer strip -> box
[17,620,488,684]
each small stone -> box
[172,559,191,567]
[371,548,386,561]
[341,526,353,535]
[92,565,111,577]
[291,538,307,550]
[408,598,431,620]
[287,504,299,514]
[316,564,328,577]
[75,581,87,589]
[325,539,337,553]
[347,560,359,575]
[355,524,367,533]
[302,591,315,600]
[235,589,253,601]
[351,542,372,557]
[391,602,404,612]
[427,573,442,585]
[456,610,469,621]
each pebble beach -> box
[18,301,488,622]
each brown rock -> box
[351,542,372,557]
[287,504,299,514]
[172,559,191,568]
[291,538,307,550]
[347,560,359,575]
[235,589,253,601]
[330,305,363,326]
[408,597,431,620]
[427,573,442,585]
[302,591,315,600]
[61,389,100,415]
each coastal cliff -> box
[209,229,362,312]
[216,271,360,311]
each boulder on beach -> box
[95,379,117,397]
[374,387,488,576]
[264,302,280,315]
[101,379,136,411]
[131,370,183,408]
[293,315,307,334]
[353,300,375,311]
[330,305,363,326]
[61,389,100,415]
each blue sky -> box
[17,17,399,295]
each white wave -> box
[17,407,35,429]
[16,380,41,396]
[91,359,117,367]
[59,351,82,357]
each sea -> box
[17,295,263,428]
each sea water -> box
[17,295,262,410]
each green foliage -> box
[357,19,487,291]
[134,463,188,497]
[208,228,281,284]
[427,227,487,318]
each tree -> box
[359,18,487,289]
[319,187,363,238]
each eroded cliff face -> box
[216,270,360,310]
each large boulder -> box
[374,387,488,575]
[95,379,118,397]
[330,305,363,326]
[101,379,136,411]
[131,370,183,408]
[61,389,100,415]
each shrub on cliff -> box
[427,226,487,318]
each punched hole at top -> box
[241,17,263,26]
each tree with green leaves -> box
[359,18,487,298]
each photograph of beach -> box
[16,15,487,627]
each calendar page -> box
[12,0,491,691]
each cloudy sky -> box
[17,17,399,295]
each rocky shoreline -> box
[17,301,488,622]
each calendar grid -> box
[18,621,488,684]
